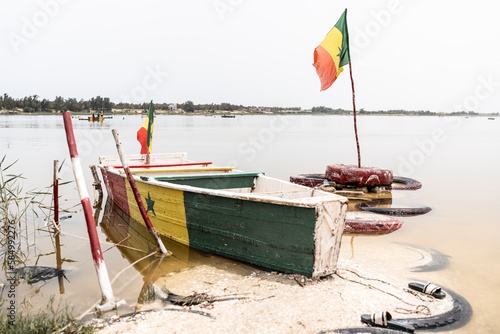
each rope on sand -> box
[335,268,431,316]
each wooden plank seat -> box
[106,161,212,169]
[122,166,236,174]
[141,172,263,189]
[254,189,312,195]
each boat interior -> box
[99,153,342,201]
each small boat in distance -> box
[488,117,495,120]
[221,114,236,118]
[98,153,348,278]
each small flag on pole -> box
[313,9,361,167]
[313,9,351,91]
[137,101,154,154]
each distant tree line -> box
[0,94,306,114]
[311,106,350,114]
[310,106,487,116]
[311,106,434,115]
[2,94,496,116]
[367,110,482,116]
[177,101,244,113]
[177,102,302,113]
[1,93,113,113]
[0,94,252,114]
[449,111,480,116]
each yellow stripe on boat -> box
[119,166,236,174]
[125,179,190,246]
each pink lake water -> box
[1,114,499,332]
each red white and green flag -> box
[313,9,351,91]
[137,101,154,154]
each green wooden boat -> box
[98,153,347,278]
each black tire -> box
[395,243,450,272]
[325,164,393,187]
[398,287,472,331]
[328,287,472,333]
[356,199,431,217]
[289,173,326,188]
[390,176,422,191]
[345,211,403,235]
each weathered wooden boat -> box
[98,153,348,278]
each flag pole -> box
[146,101,153,164]
[112,128,169,255]
[348,61,361,168]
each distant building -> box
[168,103,177,111]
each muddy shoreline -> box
[94,244,464,333]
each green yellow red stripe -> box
[313,9,351,91]
[125,180,189,246]
[137,101,155,154]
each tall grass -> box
[1,155,32,272]
[0,295,95,334]
[0,155,93,333]
[0,155,39,225]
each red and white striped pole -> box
[63,112,115,304]
[53,160,59,225]
[111,129,168,254]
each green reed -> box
[0,155,91,333]
[0,294,95,334]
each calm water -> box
[1,114,499,332]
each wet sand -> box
[95,243,457,333]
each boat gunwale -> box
[98,165,347,208]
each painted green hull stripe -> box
[183,192,316,276]
[187,222,311,253]
[143,172,262,189]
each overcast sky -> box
[1,0,499,112]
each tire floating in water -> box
[325,164,393,187]
[290,173,423,192]
[356,199,432,217]
[345,211,403,235]
[390,176,422,190]
[289,173,326,188]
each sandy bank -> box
[94,241,456,333]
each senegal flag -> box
[137,101,154,154]
[313,9,351,91]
